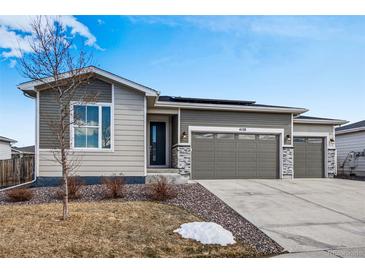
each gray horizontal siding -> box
[171,115,178,145]
[293,124,334,135]
[39,78,112,149]
[336,131,365,176]
[39,82,146,177]
[180,109,291,145]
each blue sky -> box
[1,16,365,146]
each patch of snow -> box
[174,222,236,246]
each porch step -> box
[147,168,179,174]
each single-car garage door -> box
[294,137,324,178]
[191,133,279,180]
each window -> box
[216,133,234,139]
[259,135,277,141]
[72,104,112,149]
[307,138,323,144]
[294,137,306,143]
[238,134,256,140]
[194,133,214,139]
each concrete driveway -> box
[197,178,365,257]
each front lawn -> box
[0,201,258,258]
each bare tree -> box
[18,16,94,219]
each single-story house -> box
[0,136,17,160]
[17,66,348,185]
[336,120,365,177]
[11,145,35,157]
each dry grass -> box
[0,201,258,258]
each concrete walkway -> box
[197,178,365,258]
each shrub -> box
[148,176,177,201]
[6,188,33,202]
[102,176,126,199]
[56,176,84,200]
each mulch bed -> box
[0,183,284,256]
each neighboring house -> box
[12,145,35,157]
[336,120,365,177]
[0,136,17,160]
[17,66,348,185]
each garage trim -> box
[188,126,284,179]
[293,131,333,178]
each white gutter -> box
[294,118,348,125]
[0,178,36,192]
[154,101,308,114]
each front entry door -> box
[150,122,166,166]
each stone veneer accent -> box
[282,147,294,179]
[327,148,336,178]
[171,144,191,177]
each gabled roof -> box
[0,136,17,143]
[17,66,159,97]
[336,120,365,135]
[156,96,308,114]
[294,115,348,125]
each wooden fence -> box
[0,155,34,188]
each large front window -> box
[72,104,111,149]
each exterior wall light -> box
[286,134,291,143]
[182,131,187,139]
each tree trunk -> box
[60,109,69,220]
[63,173,69,219]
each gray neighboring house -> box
[17,66,348,185]
[0,136,17,160]
[12,145,35,156]
[336,120,365,176]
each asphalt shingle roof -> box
[158,96,304,109]
[336,120,365,132]
[295,115,339,121]
[12,145,35,154]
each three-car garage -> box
[191,132,326,180]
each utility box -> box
[348,152,357,168]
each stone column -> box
[327,148,336,178]
[172,144,191,177]
[282,147,294,179]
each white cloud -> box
[129,16,344,40]
[9,59,16,68]
[0,25,33,58]
[97,19,105,25]
[0,15,102,58]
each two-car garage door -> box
[191,133,279,180]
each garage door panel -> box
[236,172,257,179]
[192,132,279,179]
[294,137,324,178]
[194,144,214,150]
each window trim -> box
[70,102,113,151]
